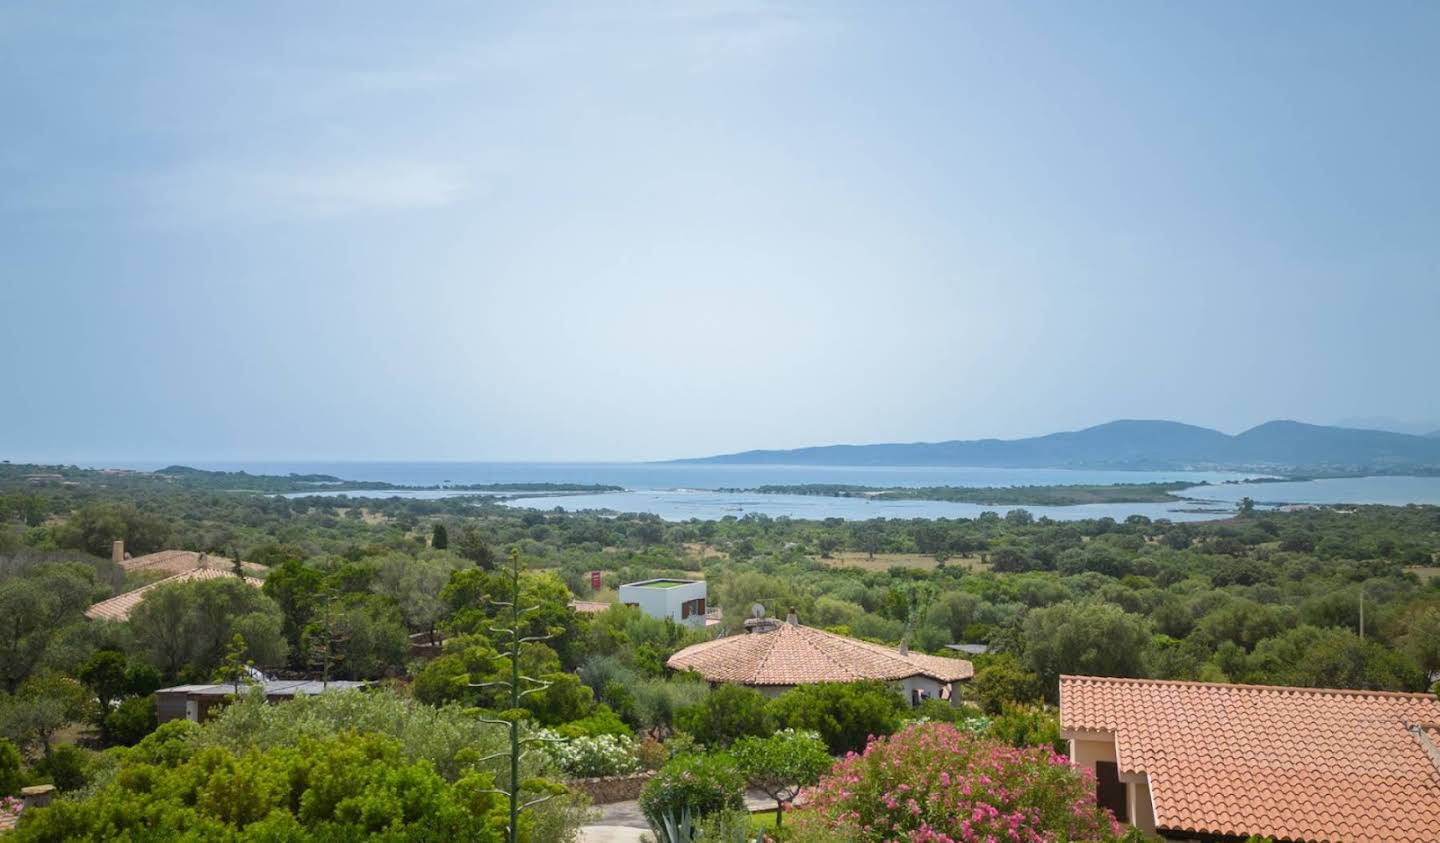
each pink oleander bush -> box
[787,722,1124,843]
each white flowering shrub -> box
[542,730,642,778]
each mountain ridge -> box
[675,419,1440,472]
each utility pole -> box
[470,547,560,843]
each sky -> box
[3,2,1438,463]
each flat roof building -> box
[155,680,365,724]
[618,578,708,628]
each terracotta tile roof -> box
[1060,675,1440,843]
[0,809,15,832]
[666,622,973,686]
[121,549,265,577]
[85,567,264,622]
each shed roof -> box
[666,622,972,686]
[1060,675,1440,843]
[156,680,366,698]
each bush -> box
[788,722,1125,843]
[103,694,157,746]
[196,687,527,783]
[546,733,641,779]
[768,681,904,755]
[34,744,89,792]
[0,738,20,796]
[555,704,631,739]
[674,684,773,748]
[970,653,1045,714]
[693,807,761,842]
[640,752,745,842]
[11,733,512,842]
[986,703,1064,754]
[637,736,669,770]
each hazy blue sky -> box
[4,2,1438,462]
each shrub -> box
[0,739,21,796]
[34,745,90,792]
[636,736,669,771]
[788,722,1124,843]
[693,807,760,842]
[768,681,904,755]
[103,694,157,747]
[986,703,1064,754]
[675,684,773,748]
[546,733,641,779]
[11,733,512,842]
[640,752,745,842]
[195,687,518,782]
[555,704,631,739]
[970,653,1045,714]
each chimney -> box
[785,607,798,626]
[112,540,124,564]
[898,637,910,656]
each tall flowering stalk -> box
[788,722,1124,843]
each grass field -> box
[749,809,779,835]
[820,551,988,572]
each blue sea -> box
[105,460,1440,522]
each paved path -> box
[579,791,777,842]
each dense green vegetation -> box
[1,461,1437,840]
[740,481,1198,505]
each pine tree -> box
[214,633,254,695]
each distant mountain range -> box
[677,420,1440,473]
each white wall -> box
[1065,734,1156,836]
[618,579,707,627]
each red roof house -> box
[1060,675,1440,842]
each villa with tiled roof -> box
[666,611,972,706]
[1060,675,1440,842]
[119,547,266,577]
[86,565,263,622]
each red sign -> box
[591,571,602,591]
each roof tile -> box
[1060,675,1440,843]
[667,622,972,685]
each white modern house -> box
[618,578,708,628]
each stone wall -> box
[567,771,654,804]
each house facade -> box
[617,578,708,628]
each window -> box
[1095,761,1128,822]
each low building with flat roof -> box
[155,680,366,724]
[618,578,707,628]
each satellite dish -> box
[751,603,766,619]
